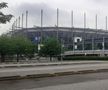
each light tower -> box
[56,8,59,40]
[22,13,24,28]
[40,9,43,44]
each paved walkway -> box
[0,61,108,78]
[0,61,107,68]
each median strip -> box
[0,69,108,81]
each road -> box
[1,62,108,77]
[0,72,108,90]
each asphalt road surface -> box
[1,63,108,77]
[1,72,108,90]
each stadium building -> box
[7,10,108,56]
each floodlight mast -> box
[26,10,28,29]
[106,16,107,30]
[71,11,74,28]
[84,13,86,28]
[83,12,86,51]
[26,10,28,37]
[71,11,74,52]
[56,8,59,40]
[41,9,43,44]
[96,14,97,30]
[18,16,20,28]
[22,13,24,29]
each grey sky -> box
[0,0,108,34]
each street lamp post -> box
[60,39,64,61]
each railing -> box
[64,50,108,55]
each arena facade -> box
[6,10,108,55]
[7,26,108,56]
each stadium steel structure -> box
[8,9,108,56]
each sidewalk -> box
[0,61,108,80]
[0,61,107,68]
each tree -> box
[0,35,13,62]
[0,36,37,62]
[12,36,37,62]
[0,2,13,62]
[0,2,13,24]
[39,38,61,61]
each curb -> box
[0,69,108,81]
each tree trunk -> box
[50,56,52,61]
[1,54,5,62]
[16,54,19,62]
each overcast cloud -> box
[0,0,108,34]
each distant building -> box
[9,27,108,52]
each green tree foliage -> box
[12,36,36,62]
[39,38,61,61]
[0,36,37,62]
[0,2,13,23]
[0,36,12,62]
